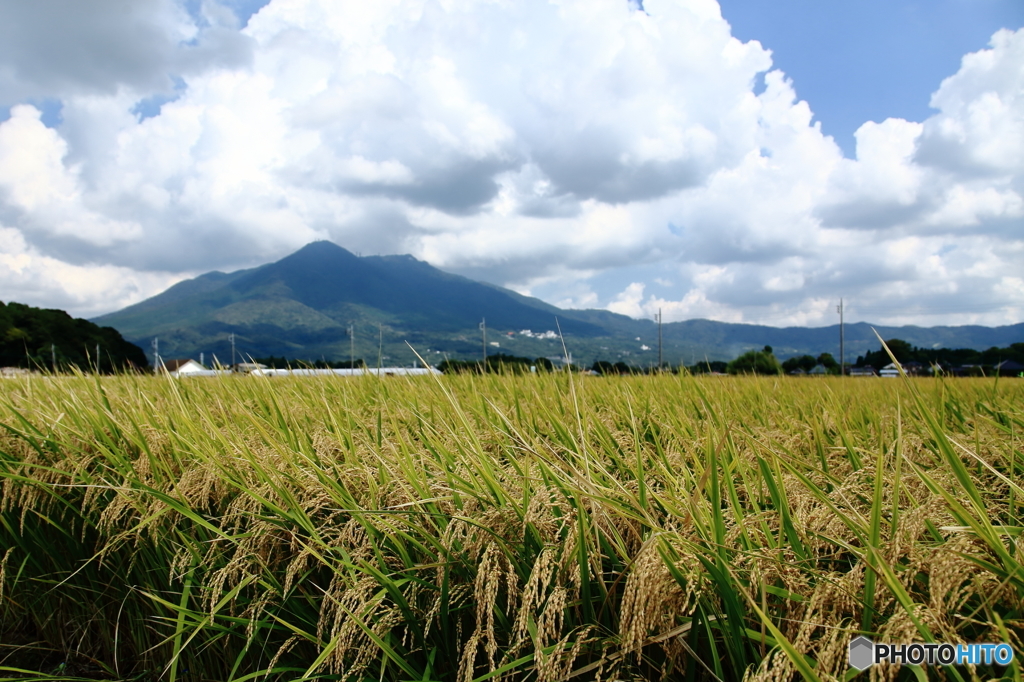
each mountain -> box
[95,241,608,363]
[94,241,1024,367]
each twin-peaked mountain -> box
[95,241,1024,366]
[95,241,605,362]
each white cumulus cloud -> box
[0,0,1019,328]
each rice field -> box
[0,370,1022,681]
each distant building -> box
[879,362,901,378]
[160,359,218,377]
[848,366,877,377]
[0,367,36,378]
[808,364,828,376]
[996,360,1024,376]
[902,361,924,376]
[233,362,268,374]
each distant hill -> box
[94,241,1024,367]
[656,319,1024,365]
[1,301,148,371]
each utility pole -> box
[837,298,844,376]
[377,323,383,369]
[151,337,160,372]
[229,333,236,369]
[348,323,355,371]
[657,308,663,372]
[96,343,100,374]
[51,343,56,373]
[480,318,487,372]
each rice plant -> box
[0,371,1021,681]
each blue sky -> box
[720,0,1024,156]
[0,0,1021,328]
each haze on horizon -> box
[0,0,1021,329]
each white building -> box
[160,359,219,377]
[879,362,901,378]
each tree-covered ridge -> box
[0,301,148,372]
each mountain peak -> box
[291,240,355,258]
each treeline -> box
[0,301,148,372]
[692,340,1024,377]
[855,339,1024,370]
[700,346,784,375]
[600,339,1024,377]
[782,352,841,375]
[439,353,555,374]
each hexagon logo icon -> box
[849,636,874,671]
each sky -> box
[0,0,1022,328]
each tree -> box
[782,355,816,373]
[883,339,913,362]
[727,349,782,375]
[814,353,844,375]
[533,357,554,372]
[859,338,916,369]
[690,360,728,374]
[438,358,482,374]
[485,353,533,374]
[613,361,635,375]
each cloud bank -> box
[0,0,1021,327]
